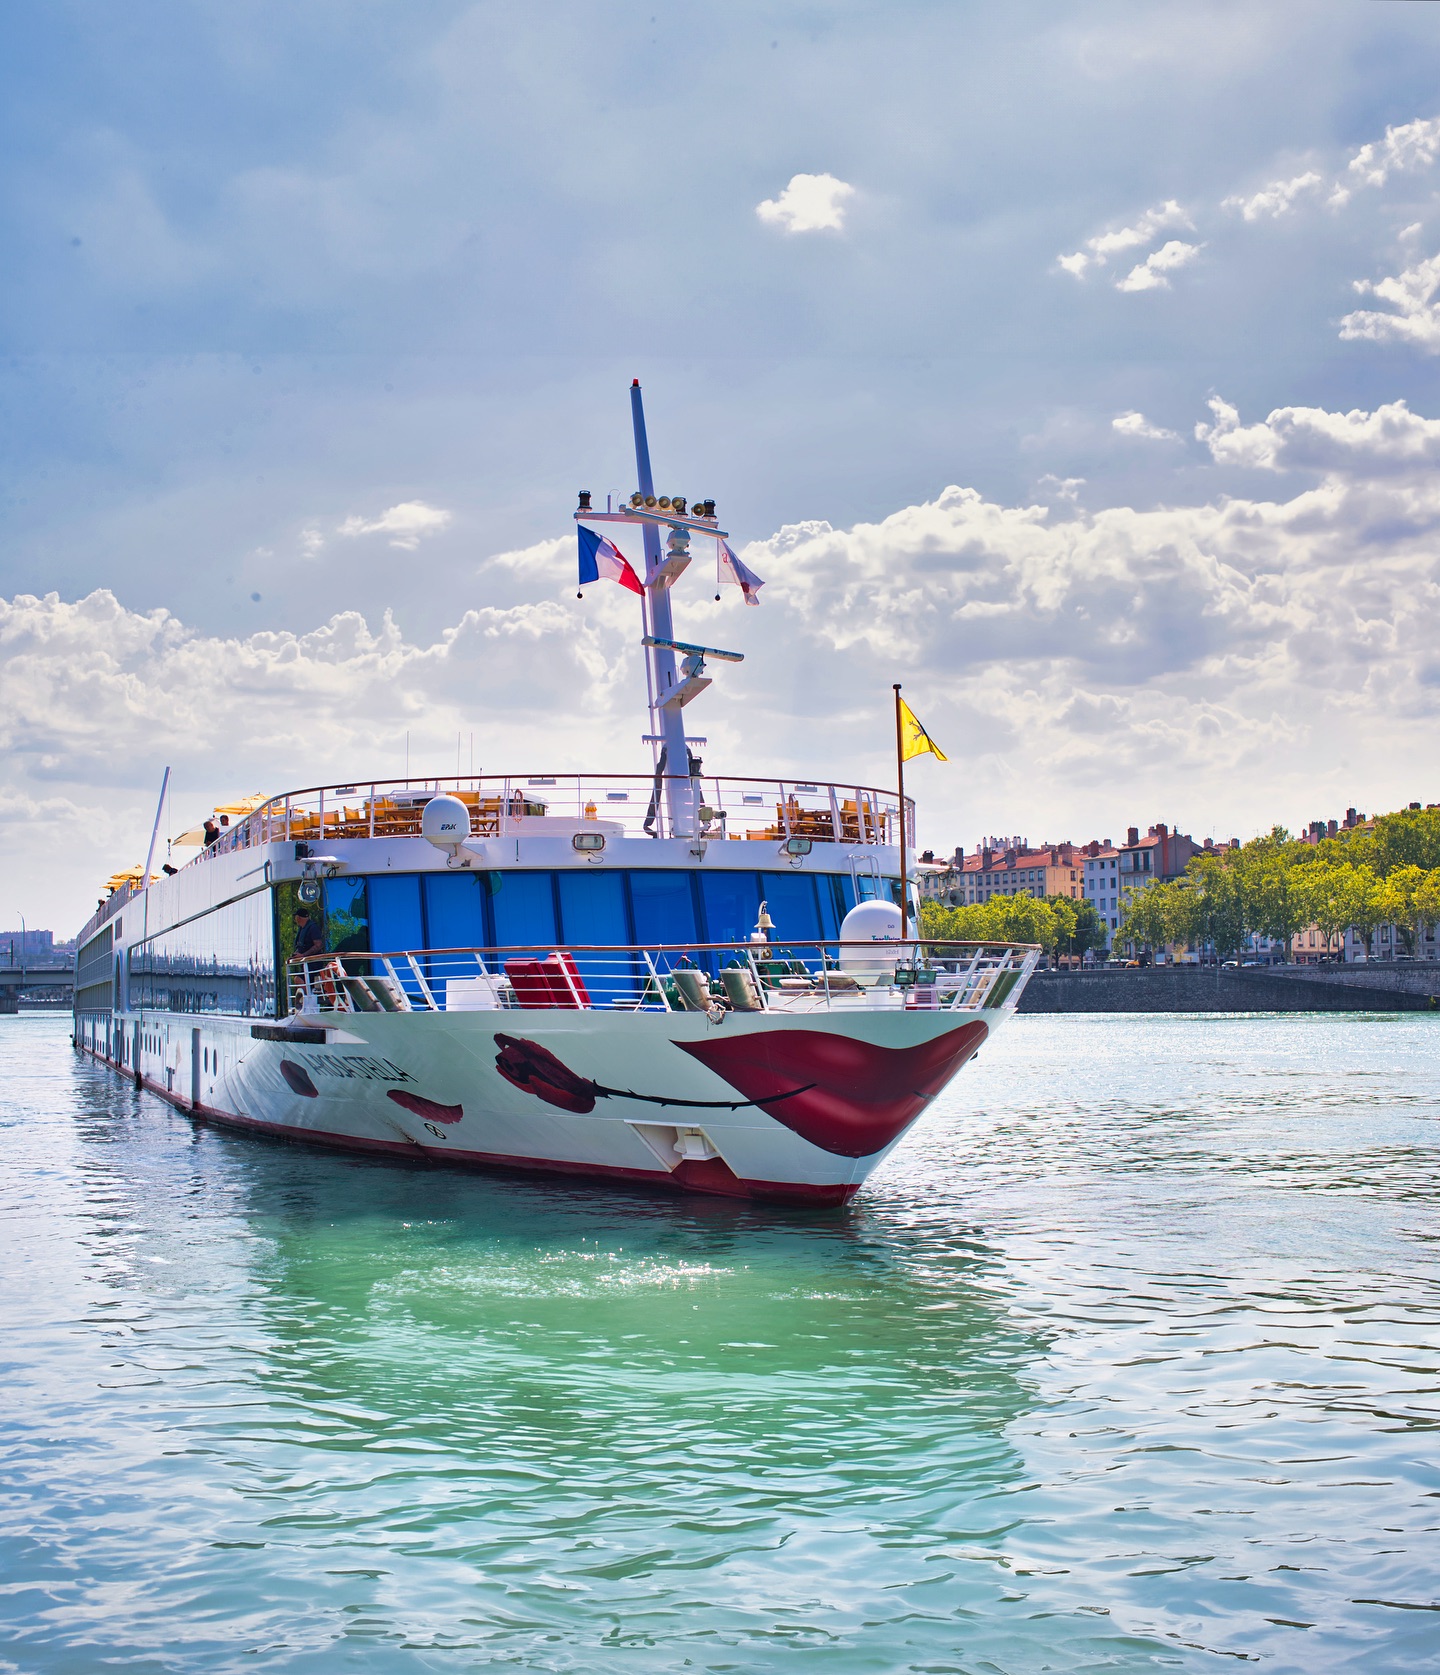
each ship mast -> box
[574,381,745,839]
[629,381,692,829]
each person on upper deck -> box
[202,819,219,847]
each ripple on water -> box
[1,1012,1439,1673]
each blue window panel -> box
[490,870,557,951]
[368,874,427,1000]
[424,873,489,950]
[629,869,698,947]
[815,873,848,938]
[557,871,635,1006]
[757,872,823,947]
[557,870,630,945]
[323,875,369,954]
[698,871,761,948]
[369,875,424,952]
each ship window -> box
[369,875,424,954]
[699,871,762,947]
[557,869,628,947]
[491,870,557,949]
[757,871,823,944]
[629,870,698,946]
[323,876,369,955]
[128,890,276,1018]
[423,873,488,952]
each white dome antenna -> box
[421,795,473,862]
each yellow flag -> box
[898,696,948,763]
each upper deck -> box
[79,772,914,946]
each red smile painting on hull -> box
[675,1022,988,1156]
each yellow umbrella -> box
[173,794,268,845]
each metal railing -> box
[285,939,1040,1018]
[195,773,912,861]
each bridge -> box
[0,964,74,1010]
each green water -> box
[2,1013,1438,1672]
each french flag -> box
[577,526,643,596]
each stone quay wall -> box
[1017,964,1438,1014]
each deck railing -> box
[285,939,1040,1019]
[198,773,913,861]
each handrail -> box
[281,937,1041,1019]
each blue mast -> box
[630,380,694,832]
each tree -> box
[1183,854,1247,961]
[1376,865,1424,954]
[1369,807,1440,875]
[1239,836,1312,960]
[1415,869,1440,944]
[1114,879,1176,958]
[1299,860,1374,956]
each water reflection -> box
[4,1013,1440,1673]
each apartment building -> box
[920,840,1085,906]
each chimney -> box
[1327,819,1337,837]
[1126,826,1139,846]
[1204,837,1213,849]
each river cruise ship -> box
[73,385,1038,1206]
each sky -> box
[5,0,1440,934]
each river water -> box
[2,1012,1438,1674]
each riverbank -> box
[1019,960,1439,1013]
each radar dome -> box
[839,899,903,974]
[421,795,472,856]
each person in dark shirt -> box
[203,819,219,847]
[292,907,325,1009]
[293,908,323,959]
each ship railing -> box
[198,773,913,861]
[284,939,1040,1018]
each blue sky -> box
[5,1,1440,929]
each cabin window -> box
[556,870,628,948]
[699,871,762,946]
[756,871,824,944]
[491,870,557,949]
[630,869,699,946]
[128,890,276,1017]
[323,876,369,955]
[369,875,425,954]
[423,873,488,952]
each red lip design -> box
[494,1034,599,1114]
[387,1090,464,1125]
[675,1023,988,1157]
[279,1059,319,1098]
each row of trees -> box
[1112,805,1440,960]
[919,891,1109,959]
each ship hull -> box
[78,1004,1005,1207]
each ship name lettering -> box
[305,1054,415,1083]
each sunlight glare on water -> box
[2,1012,1438,1673]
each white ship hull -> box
[81,1001,1008,1207]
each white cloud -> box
[336,500,453,550]
[300,526,324,557]
[1057,200,1192,278]
[1112,411,1180,442]
[1115,240,1202,292]
[1339,251,1440,352]
[1198,394,1440,474]
[1345,114,1440,190]
[755,173,855,235]
[13,394,1440,927]
[1223,171,1323,221]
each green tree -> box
[1376,864,1424,954]
[1415,869,1440,944]
[1182,854,1248,961]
